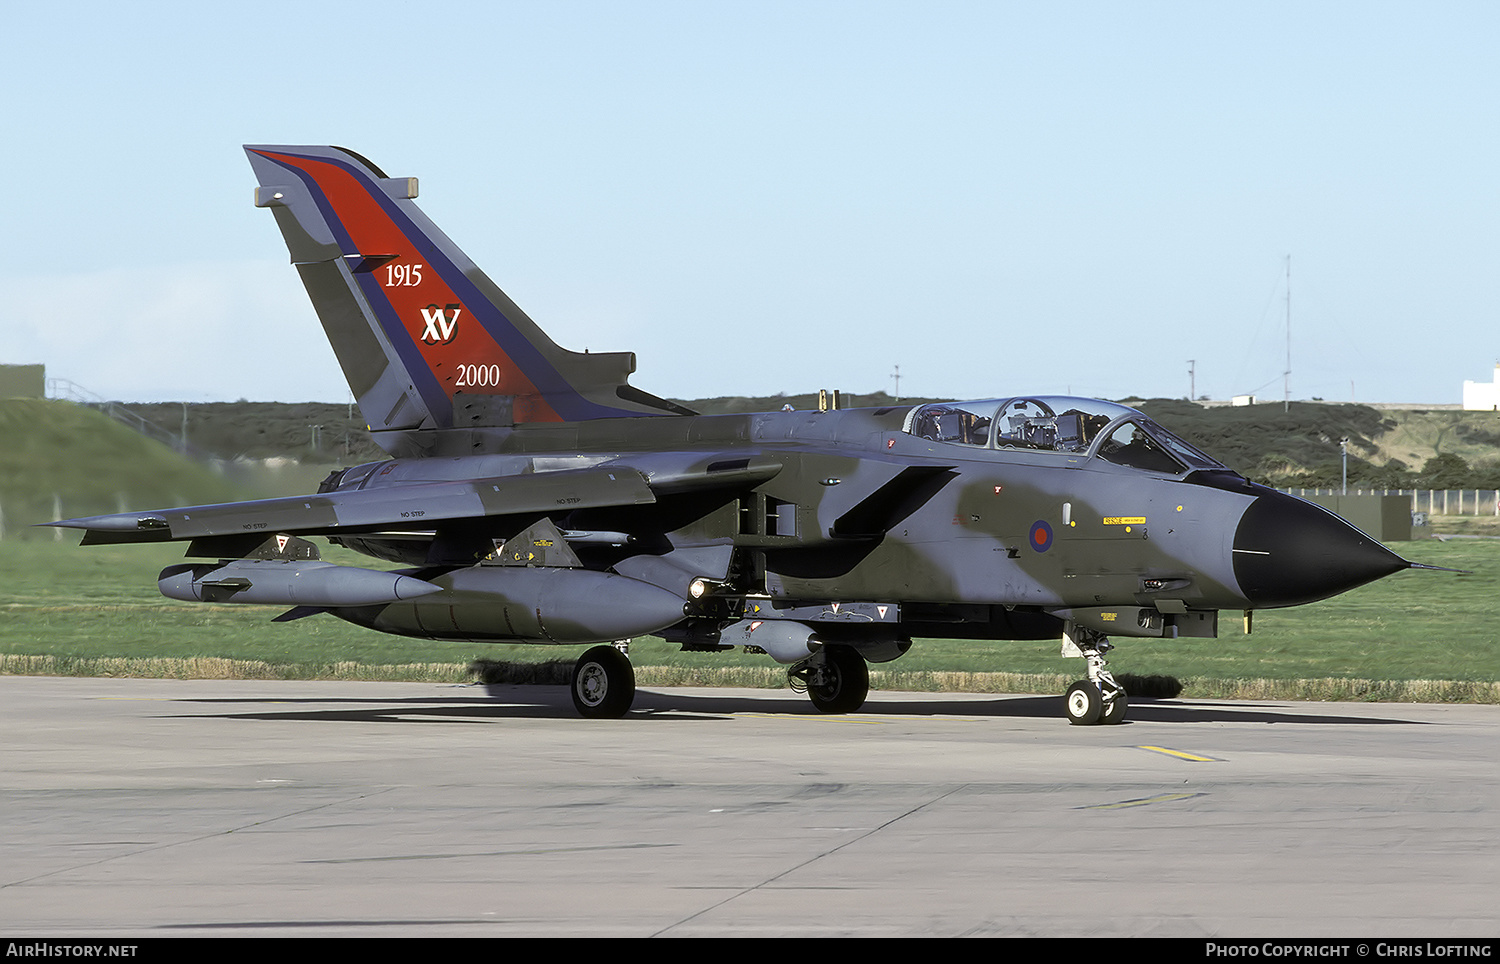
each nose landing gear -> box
[1062,628,1126,726]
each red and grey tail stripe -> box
[248,147,646,425]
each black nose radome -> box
[1233,491,1409,608]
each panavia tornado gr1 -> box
[54,145,1424,723]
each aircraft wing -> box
[54,467,655,545]
[51,453,784,547]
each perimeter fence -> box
[1285,488,1500,516]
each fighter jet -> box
[53,145,1421,723]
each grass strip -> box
[3,653,1494,703]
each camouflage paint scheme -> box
[54,146,1415,721]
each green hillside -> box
[126,400,386,464]
[1135,400,1500,488]
[1134,399,1400,485]
[0,400,252,539]
[671,389,940,416]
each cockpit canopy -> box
[902,396,1227,474]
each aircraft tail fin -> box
[244,145,690,449]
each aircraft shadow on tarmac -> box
[162,686,1428,727]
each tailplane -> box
[245,145,690,450]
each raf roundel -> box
[1029,520,1053,552]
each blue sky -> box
[4,1,1497,405]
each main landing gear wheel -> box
[571,645,635,719]
[805,645,869,714]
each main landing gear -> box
[789,645,870,714]
[571,643,635,718]
[1063,630,1127,726]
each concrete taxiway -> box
[1,675,1497,937]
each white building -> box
[1463,366,1500,411]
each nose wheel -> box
[1065,681,1103,724]
[1063,630,1127,726]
